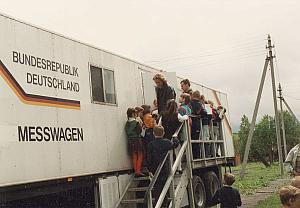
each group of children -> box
[125,104,157,177]
[125,104,180,205]
[188,90,227,158]
[125,89,227,174]
[124,88,230,207]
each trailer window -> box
[90,65,117,104]
[103,69,116,104]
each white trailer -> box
[0,12,235,208]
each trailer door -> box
[163,72,177,89]
[163,71,179,100]
[140,70,156,105]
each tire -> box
[203,171,221,205]
[192,176,206,208]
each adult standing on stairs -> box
[153,73,176,115]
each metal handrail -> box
[146,114,226,207]
[114,175,134,208]
[172,122,184,138]
[189,114,201,118]
[144,151,169,198]
[144,121,185,206]
[155,140,188,208]
[189,114,226,159]
[153,119,196,208]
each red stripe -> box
[0,62,80,108]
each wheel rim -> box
[194,183,205,207]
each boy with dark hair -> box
[211,173,242,208]
[180,79,193,95]
[147,125,179,205]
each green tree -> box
[238,111,300,167]
[251,115,275,167]
[238,115,250,161]
[232,133,240,156]
[281,111,300,153]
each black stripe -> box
[0,60,80,106]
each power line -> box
[146,36,265,60]
[151,47,267,65]
[148,47,266,65]
[161,49,267,67]
[145,39,265,63]
[281,88,300,93]
[150,49,267,68]
[281,82,300,88]
[273,41,281,84]
[284,94,300,101]
[166,52,266,71]
[147,43,265,64]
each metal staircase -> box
[115,121,195,208]
[115,175,152,207]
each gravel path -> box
[241,178,290,208]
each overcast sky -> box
[2,0,300,131]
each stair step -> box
[122,198,153,204]
[133,176,151,181]
[128,187,148,192]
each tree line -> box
[236,111,300,167]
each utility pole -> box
[282,98,300,125]
[268,35,284,176]
[278,83,287,158]
[240,35,284,178]
[240,56,269,178]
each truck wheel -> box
[203,171,220,204]
[192,176,206,208]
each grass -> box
[230,162,282,195]
[256,194,281,208]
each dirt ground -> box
[241,178,291,208]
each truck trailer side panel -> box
[0,12,235,190]
[0,15,138,187]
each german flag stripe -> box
[0,60,80,110]
[212,90,232,135]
